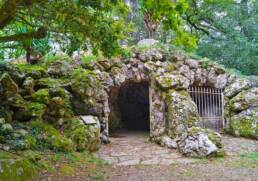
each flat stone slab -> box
[80,115,98,124]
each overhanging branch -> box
[0,27,47,42]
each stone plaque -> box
[80,115,97,124]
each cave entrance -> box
[108,81,150,134]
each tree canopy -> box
[0,0,129,58]
[0,0,257,75]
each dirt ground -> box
[97,132,258,181]
[39,132,258,181]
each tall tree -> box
[184,0,258,75]
[127,0,197,50]
[0,0,129,61]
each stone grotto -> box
[0,43,257,158]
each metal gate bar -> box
[188,86,224,131]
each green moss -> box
[14,64,47,79]
[49,87,73,116]
[26,102,46,120]
[30,89,50,104]
[59,164,76,175]
[0,151,38,181]
[15,64,45,72]
[42,54,71,66]
[28,120,74,152]
[65,118,100,152]
[81,55,97,64]
[24,135,37,149]
[199,57,212,69]
[230,117,257,139]
[36,77,61,89]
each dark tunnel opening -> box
[117,82,150,132]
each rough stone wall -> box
[0,45,257,157]
[79,46,257,157]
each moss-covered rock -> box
[44,97,67,125]
[30,89,50,104]
[65,117,100,152]
[35,77,61,90]
[15,64,47,79]
[155,74,190,90]
[229,88,258,112]
[228,107,258,139]
[224,78,252,98]
[178,127,224,158]
[70,68,105,115]
[47,61,73,77]
[28,120,74,152]
[22,77,35,95]
[166,90,199,138]
[0,107,12,123]
[0,123,13,135]
[0,118,5,126]
[0,73,18,98]
[26,102,46,121]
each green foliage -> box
[42,53,71,66]
[0,0,131,59]
[14,64,45,73]
[0,151,38,181]
[81,55,97,64]
[28,120,74,152]
[65,118,100,152]
[36,77,61,89]
[186,0,258,75]
[30,89,50,104]
[26,102,46,120]
[138,0,197,50]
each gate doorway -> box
[188,86,224,131]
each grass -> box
[40,151,107,180]
[81,55,97,63]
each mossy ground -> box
[37,151,107,181]
[0,150,107,181]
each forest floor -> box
[38,132,258,181]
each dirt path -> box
[96,132,258,181]
[39,132,258,181]
[96,132,195,165]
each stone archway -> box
[90,47,258,158]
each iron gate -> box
[188,86,224,131]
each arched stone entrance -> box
[90,47,257,157]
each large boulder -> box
[110,66,126,86]
[0,73,18,98]
[184,58,199,69]
[47,61,73,77]
[22,77,35,95]
[229,88,258,112]
[137,39,158,47]
[156,74,190,90]
[215,74,228,89]
[166,90,199,138]
[228,107,258,139]
[178,127,222,158]
[138,49,163,62]
[65,116,101,151]
[224,78,252,98]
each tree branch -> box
[0,27,47,42]
[0,0,22,29]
